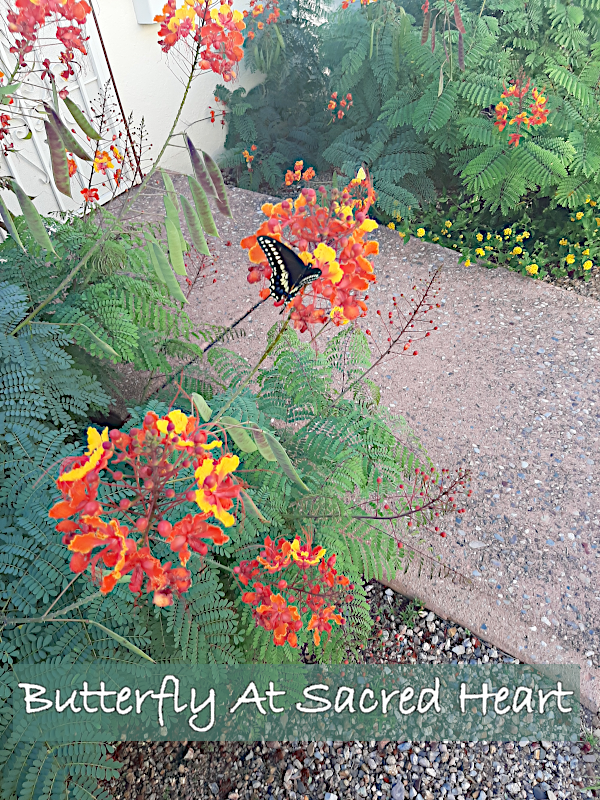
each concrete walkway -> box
[114,177,600,714]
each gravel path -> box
[108,177,600,711]
[103,584,600,800]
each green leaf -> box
[63,96,101,139]
[273,24,285,49]
[202,150,232,217]
[152,242,187,304]
[0,82,21,97]
[85,620,156,662]
[75,322,120,359]
[189,175,220,238]
[192,392,213,421]
[180,194,210,255]
[261,430,310,490]
[165,217,186,276]
[43,102,92,160]
[250,426,277,461]
[0,195,25,251]
[11,179,56,253]
[161,169,178,205]
[186,135,216,197]
[241,489,271,523]
[44,118,72,198]
[220,416,258,453]
[147,241,166,283]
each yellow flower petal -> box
[215,454,239,480]
[360,219,378,233]
[313,242,336,263]
[195,458,215,484]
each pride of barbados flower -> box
[235,531,352,648]
[49,409,243,606]
[242,165,379,333]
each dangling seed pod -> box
[454,2,466,34]
[458,31,465,71]
[431,15,436,53]
[421,11,431,45]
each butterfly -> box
[257,235,322,302]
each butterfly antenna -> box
[148,296,269,399]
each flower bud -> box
[119,498,131,510]
[158,520,172,537]
[165,488,175,499]
[185,490,196,502]
[135,518,148,531]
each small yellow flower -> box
[495,235,503,241]
[447,234,452,238]
[591,200,597,207]
[583,260,593,270]
[574,243,581,249]
[582,248,590,255]
[464,259,471,266]
[476,233,483,242]
[503,227,512,236]
[522,231,530,238]
[475,248,485,257]
[445,220,452,227]
[416,228,425,238]
[485,245,493,251]
[441,228,448,235]
[459,234,464,239]
[432,235,440,242]
[387,222,396,230]
[586,196,591,203]
[576,212,584,220]
[559,238,568,246]
[487,233,492,240]
[512,246,523,255]
[565,254,575,264]
[526,264,539,275]
[399,231,406,238]
[571,217,575,222]
[515,235,523,243]
[596,218,600,226]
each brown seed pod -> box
[454,2,466,34]
[458,31,465,70]
[431,15,436,53]
[421,11,431,45]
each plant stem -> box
[212,312,292,424]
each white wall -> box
[92,0,264,173]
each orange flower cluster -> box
[243,0,280,37]
[155,1,245,81]
[494,76,550,147]
[241,166,378,332]
[341,0,377,8]
[49,410,242,606]
[7,0,91,75]
[242,143,258,170]
[234,533,351,647]
[284,159,315,186]
[328,92,353,120]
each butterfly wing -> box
[257,236,321,300]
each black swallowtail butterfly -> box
[257,235,322,301]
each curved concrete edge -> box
[379,570,599,715]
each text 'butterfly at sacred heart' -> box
[257,235,322,303]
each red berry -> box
[440,532,447,538]
[376,476,382,484]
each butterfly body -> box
[257,235,321,303]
